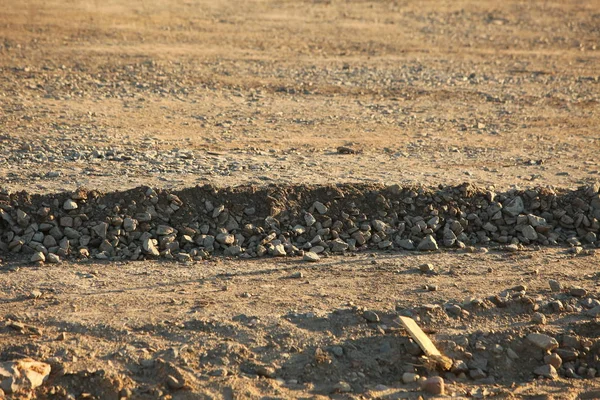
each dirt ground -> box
[1,0,600,398]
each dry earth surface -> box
[1,0,600,398]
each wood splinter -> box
[398,316,453,371]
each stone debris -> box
[527,333,559,351]
[0,183,597,263]
[0,358,51,395]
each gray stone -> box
[397,238,415,250]
[527,333,559,351]
[417,235,438,251]
[313,201,328,214]
[533,364,558,379]
[272,244,286,257]
[303,251,320,262]
[224,245,242,257]
[92,222,108,239]
[330,239,349,253]
[142,238,160,257]
[522,225,538,241]
[363,310,380,323]
[503,196,524,217]
[63,199,78,210]
[46,253,60,263]
[304,213,316,226]
[549,279,562,292]
[30,252,45,263]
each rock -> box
[419,263,435,274]
[313,201,328,214]
[521,225,538,241]
[532,312,547,325]
[422,376,444,395]
[62,199,78,210]
[363,311,380,323]
[570,287,587,297]
[223,245,242,257]
[417,235,438,251]
[0,359,51,394]
[533,364,558,379]
[469,368,486,380]
[397,238,415,250]
[585,305,600,317]
[330,238,349,253]
[142,237,160,257]
[304,213,316,226]
[332,381,352,393]
[166,375,184,390]
[303,251,320,262]
[544,353,562,369]
[527,333,559,351]
[330,346,344,357]
[402,372,419,384]
[504,196,524,217]
[216,233,235,245]
[272,244,286,257]
[30,252,45,263]
[156,225,175,236]
[92,222,108,239]
[548,279,562,292]
[46,253,60,264]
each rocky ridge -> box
[0,182,599,264]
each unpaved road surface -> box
[1,0,600,398]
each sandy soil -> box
[1,0,600,398]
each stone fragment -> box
[504,196,524,217]
[272,244,286,257]
[46,254,60,264]
[363,311,380,323]
[419,263,435,274]
[521,225,538,241]
[422,376,444,395]
[0,359,51,394]
[402,372,419,384]
[63,199,78,210]
[544,353,562,369]
[30,252,45,263]
[303,251,320,262]
[330,239,349,253]
[417,235,438,251]
[527,333,559,351]
[548,280,562,292]
[313,201,328,214]
[142,238,160,257]
[533,364,558,379]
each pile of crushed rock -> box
[0,182,598,263]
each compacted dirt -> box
[1,0,600,398]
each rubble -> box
[0,183,598,263]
